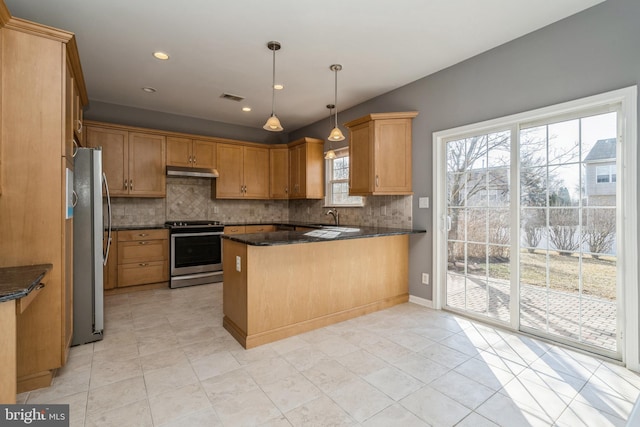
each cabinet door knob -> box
[139,263,148,267]
[138,241,148,245]
[130,180,133,190]
[375,175,379,187]
[193,157,196,165]
[76,120,83,134]
[35,283,46,291]
[124,180,128,190]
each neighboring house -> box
[584,138,616,206]
[448,165,510,208]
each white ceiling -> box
[5,0,604,132]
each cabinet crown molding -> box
[345,111,419,128]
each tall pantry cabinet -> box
[0,12,88,392]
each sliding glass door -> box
[442,107,622,358]
[445,130,512,324]
[519,112,618,353]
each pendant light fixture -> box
[263,41,283,132]
[324,104,337,160]
[328,64,345,142]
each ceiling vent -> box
[220,93,245,102]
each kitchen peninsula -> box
[221,226,422,348]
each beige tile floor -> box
[17,282,640,426]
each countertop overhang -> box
[0,264,53,303]
[221,225,425,246]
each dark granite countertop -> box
[109,224,168,231]
[0,264,53,303]
[223,221,332,227]
[221,225,425,246]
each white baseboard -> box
[409,295,434,309]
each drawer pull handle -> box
[35,283,45,291]
[139,263,148,267]
[138,233,149,237]
[139,241,148,245]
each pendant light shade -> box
[328,64,345,142]
[324,149,337,160]
[324,104,337,160]
[263,114,283,132]
[263,41,283,132]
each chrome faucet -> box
[326,208,339,225]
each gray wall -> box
[85,100,288,145]
[290,0,640,301]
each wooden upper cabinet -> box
[269,146,289,199]
[166,137,216,169]
[86,126,128,196]
[166,136,192,168]
[288,137,324,199]
[86,124,166,197]
[193,139,216,169]
[345,112,418,196]
[128,132,166,197]
[214,143,269,199]
[243,146,269,198]
[72,82,84,145]
[64,64,75,161]
[215,143,244,198]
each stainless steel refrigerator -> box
[72,147,112,346]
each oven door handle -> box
[171,231,223,238]
[173,271,223,280]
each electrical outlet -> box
[213,205,219,214]
[236,256,241,272]
[419,197,430,208]
[421,273,429,285]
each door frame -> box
[432,86,638,370]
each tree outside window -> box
[325,148,363,207]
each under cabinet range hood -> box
[166,165,219,178]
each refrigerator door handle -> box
[103,172,112,266]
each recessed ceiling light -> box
[142,86,157,93]
[274,84,284,90]
[242,107,252,112]
[153,51,169,60]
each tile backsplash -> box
[110,177,412,228]
[289,196,412,228]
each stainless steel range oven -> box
[166,221,224,288]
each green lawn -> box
[479,251,617,300]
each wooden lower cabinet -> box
[115,229,168,289]
[118,261,167,287]
[223,235,409,349]
[223,225,245,235]
[224,225,276,235]
[244,225,276,233]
